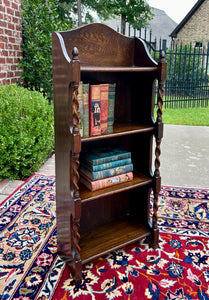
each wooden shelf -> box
[80,218,150,264]
[52,23,166,283]
[82,124,154,142]
[79,171,152,202]
[81,66,157,73]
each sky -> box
[147,0,197,23]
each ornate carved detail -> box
[72,152,80,198]
[70,47,82,268]
[72,81,80,136]
[71,216,81,255]
[153,51,167,236]
[71,47,81,199]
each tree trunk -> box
[77,0,82,27]
[121,14,126,35]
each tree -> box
[19,0,152,101]
[77,0,82,26]
[99,0,153,34]
[55,0,153,32]
[19,0,70,101]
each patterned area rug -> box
[0,175,209,300]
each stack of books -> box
[79,146,133,191]
[77,81,116,137]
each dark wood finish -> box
[81,124,154,141]
[80,219,150,263]
[79,171,152,202]
[52,23,166,284]
[81,66,157,72]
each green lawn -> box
[155,107,209,126]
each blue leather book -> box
[80,146,131,166]
[79,163,133,181]
[82,157,132,172]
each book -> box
[83,83,89,137]
[89,84,101,136]
[79,163,133,181]
[80,171,133,192]
[107,83,116,133]
[100,83,109,134]
[81,157,132,172]
[77,81,84,137]
[80,146,131,166]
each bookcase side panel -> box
[52,33,82,281]
[134,37,158,68]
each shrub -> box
[19,0,70,102]
[0,84,54,180]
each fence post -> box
[162,40,167,53]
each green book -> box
[78,81,84,137]
[80,163,133,181]
[107,83,116,133]
[80,146,131,166]
[83,83,89,137]
[81,157,132,172]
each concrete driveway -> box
[159,124,209,189]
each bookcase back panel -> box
[129,186,152,226]
[60,24,135,67]
[79,186,151,235]
[130,133,153,176]
[80,192,130,233]
[131,73,156,124]
[81,136,131,157]
[81,133,152,170]
[81,71,156,125]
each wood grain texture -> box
[52,23,166,283]
[80,219,150,263]
[79,171,152,202]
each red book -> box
[100,84,109,134]
[79,171,133,192]
[89,85,101,136]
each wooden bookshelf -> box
[80,219,150,264]
[81,124,155,142]
[52,23,167,284]
[79,171,152,202]
[80,66,158,72]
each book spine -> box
[83,83,89,137]
[87,151,131,165]
[80,172,133,191]
[81,157,132,172]
[89,85,101,136]
[100,83,109,134]
[78,81,84,137]
[107,83,116,133]
[80,163,133,181]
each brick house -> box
[0,0,23,85]
[170,0,209,47]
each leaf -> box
[159,279,176,288]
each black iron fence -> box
[128,25,209,108]
[151,42,209,109]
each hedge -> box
[0,84,54,180]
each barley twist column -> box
[152,50,167,249]
[70,47,82,283]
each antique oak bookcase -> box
[52,23,166,284]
